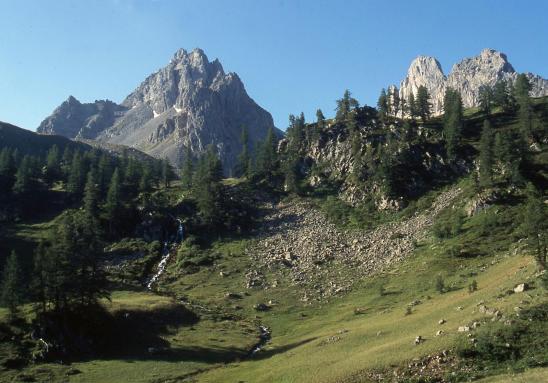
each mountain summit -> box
[399,48,548,115]
[38,48,277,172]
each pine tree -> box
[181,146,193,189]
[391,86,400,117]
[443,88,464,162]
[377,88,389,123]
[97,153,113,196]
[478,85,493,115]
[45,145,61,185]
[493,80,511,112]
[13,155,34,195]
[83,169,100,220]
[236,125,251,178]
[193,146,224,226]
[256,127,278,179]
[1,251,22,317]
[161,159,173,188]
[416,86,431,121]
[335,89,359,122]
[312,109,325,142]
[514,74,533,139]
[67,151,86,197]
[32,241,48,315]
[0,148,15,191]
[407,92,417,119]
[522,183,547,269]
[479,119,494,188]
[139,163,153,192]
[104,168,122,236]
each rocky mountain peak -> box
[38,48,277,174]
[399,49,548,115]
[400,56,447,115]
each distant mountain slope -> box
[37,48,279,173]
[399,48,548,115]
[1,120,91,155]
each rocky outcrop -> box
[245,187,462,301]
[399,49,548,115]
[37,96,126,139]
[38,48,278,173]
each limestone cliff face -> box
[399,49,548,115]
[38,48,277,173]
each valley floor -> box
[1,185,547,383]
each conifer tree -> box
[391,86,400,117]
[13,155,34,195]
[45,145,61,185]
[0,148,15,193]
[161,159,173,188]
[67,151,86,197]
[443,88,464,161]
[493,80,511,112]
[84,169,100,220]
[193,146,224,226]
[181,146,193,189]
[377,88,389,123]
[1,251,22,317]
[416,86,431,121]
[407,92,417,119]
[236,125,251,178]
[104,168,122,236]
[312,109,325,142]
[32,241,48,315]
[522,183,547,269]
[97,153,113,195]
[514,74,533,138]
[479,119,494,188]
[478,85,493,115]
[256,127,278,179]
[335,89,359,122]
[139,163,153,192]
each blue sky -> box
[0,0,547,131]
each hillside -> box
[0,85,547,382]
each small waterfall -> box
[146,218,184,290]
[249,326,271,355]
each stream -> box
[145,218,272,357]
[146,218,183,290]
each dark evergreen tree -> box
[67,151,86,197]
[32,241,48,315]
[13,155,35,195]
[0,251,22,317]
[161,159,174,188]
[104,168,122,236]
[193,145,224,226]
[407,92,417,119]
[256,126,278,179]
[181,146,193,189]
[45,145,61,185]
[493,80,512,112]
[443,88,464,161]
[391,86,400,117]
[522,183,547,269]
[335,89,359,122]
[478,85,493,115]
[479,119,494,188]
[97,153,113,196]
[416,86,431,121]
[139,163,153,192]
[0,148,16,193]
[236,125,251,178]
[83,169,100,220]
[514,74,533,138]
[377,88,389,123]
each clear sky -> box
[1,0,547,131]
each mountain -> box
[399,48,548,115]
[38,48,277,173]
[37,96,127,139]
